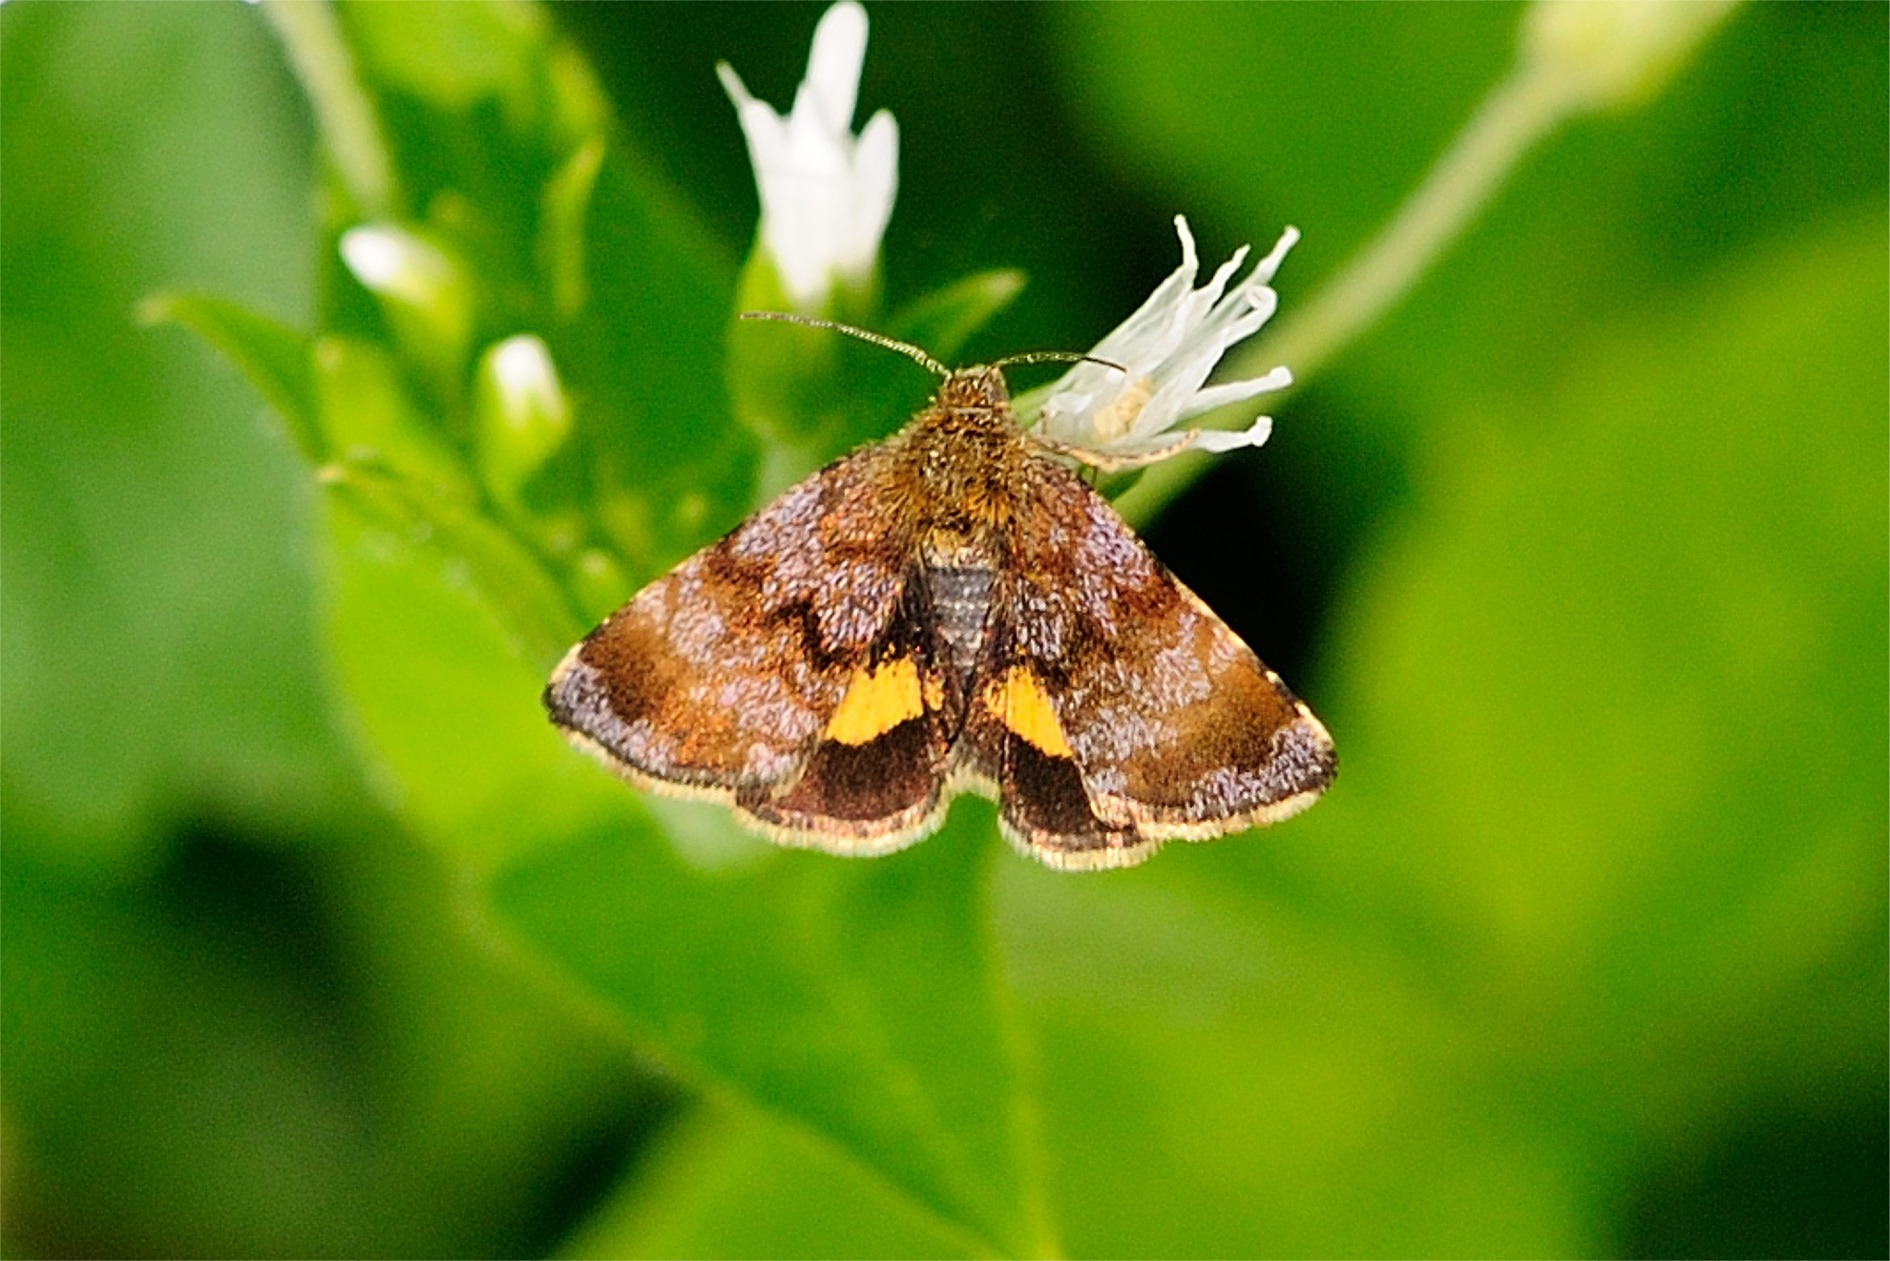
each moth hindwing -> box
[545,364,1334,871]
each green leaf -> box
[322,464,578,671]
[556,148,751,578]
[1303,208,1887,1096]
[994,862,1591,1257]
[139,292,321,462]
[885,269,1026,366]
[998,212,1887,1256]
[312,334,479,504]
[562,1099,968,1260]
[492,806,1055,1257]
[539,136,605,320]
[0,0,360,868]
[341,0,545,115]
[318,488,605,868]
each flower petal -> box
[1033,216,1299,464]
[1188,414,1275,452]
[1182,365,1293,418]
[846,109,900,277]
[804,0,868,129]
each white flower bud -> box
[718,1,898,311]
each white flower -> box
[1035,216,1297,468]
[718,1,898,311]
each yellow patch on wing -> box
[825,658,926,745]
[983,667,1074,759]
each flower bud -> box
[473,334,571,509]
[339,223,474,383]
[1522,0,1741,112]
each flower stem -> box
[257,0,397,220]
[1115,61,1581,527]
[1255,70,1577,389]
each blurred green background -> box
[3,2,1883,1257]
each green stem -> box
[1115,62,1582,527]
[258,0,397,220]
[1252,68,1578,388]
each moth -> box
[544,322,1334,871]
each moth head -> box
[937,365,1010,410]
[734,312,1121,421]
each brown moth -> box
[544,325,1334,871]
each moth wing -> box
[980,461,1335,870]
[545,450,954,853]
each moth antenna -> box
[739,311,949,378]
[989,349,1128,375]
